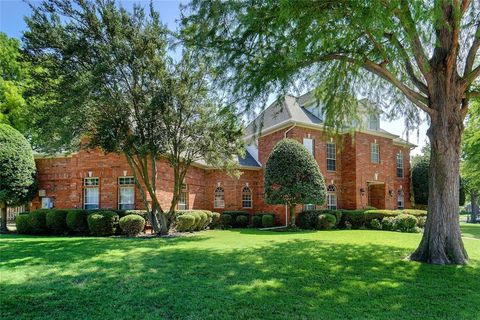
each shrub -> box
[15,213,31,234]
[177,214,196,232]
[417,216,427,228]
[204,211,213,226]
[400,209,427,217]
[29,209,50,234]
[297,210,320,229]
[66,209,90,233]
[119,210,149,222]
[221,214,232,228]
[210,212,221,228]
[394,214,418,232]
[261,214,275,228]
[381,217,396,231]
[194,211,209,231]
[87,211,119,236]
[236,215,248,228]
[340,210,368,229]
[252,215,262,228]
[46,210,68,234]
[316,213,336,230]
[223,211,249,227]
[370,219,382,230]
[119,214,145,236]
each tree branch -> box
[463,65,480,89]
[464,22,480,77]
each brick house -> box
[32,92,415,225]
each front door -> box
[368,183,386,209]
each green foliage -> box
[0,124,36,206]
[370,219,382,230]
[261,214,275,228]
[87,211,119,236]
[264,139,326,208]
[394,214,418,233]
[66,209,90,234]
[176,214,196,232]
[119,215,145,236]
[235,215,248,228]
[417,216,427,229]
[222,211,249,228]
[15,213,31,234]
[210,212,221,228]
[176,210,214,231]
[29,209,49,234]
[45,210,68,234]
[220,214,232,228]
[381,217,397,231]
[298,210,342,229]
[252,215,262,228]
[462,102,480,195]
[316,214,336,230]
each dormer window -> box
[368,114,380,131]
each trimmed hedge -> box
[252,215,262,228]
[236,215,248,228]
[298,210,341,229]
[87,211,119,236]
[210,212,221,228]
[29,209,49,234]
[15,213,32,234]
[316,214,336,230]
[261,214,275,228]
[222,211,249,227]
[394,214,418,232]
[175,210,214,232]
[46,210,68,234]
[220,214,232,228]
[66,209,90,234]
[177,214,196,232]
[119,215,145,236]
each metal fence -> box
[6,206,26,222]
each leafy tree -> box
[25,0,244,235]
[461,101,480,222]
[182,0,480,264]
[264,139,326,227]
[0,124,36,232]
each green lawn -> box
[1,226,479,320]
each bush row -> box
[175,210,220,232]
[220,211,276,228]
[371,214,423,233]
[16,209,146,236]
[298,208,427,232]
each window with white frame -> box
[214,187,225,208]
[303,138,314,156]
[118,176,135,210]
[326,185,337,210]
[326,142,336,171]
[84,177,99,210]
[368,114,380,130]
[178,183,188,210]
[304,204,316,211]
[396,152,404,178]
[242,186,252,208]
[397,191,404,209]
[371,143,380,164]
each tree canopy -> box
[264,138,326,226]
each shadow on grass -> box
[461,223,480,239]
[1,234,479,320]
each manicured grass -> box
[461,222,480,239]
[1,227,479,320]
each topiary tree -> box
[264,139,326,227]
[0,124,36,233]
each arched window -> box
[326,185,337,210]
[242,186,252,208]
[214,187,225,208]
[397,190,404,209]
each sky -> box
[0,0,428,155]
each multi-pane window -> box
[118,176,135,210]
[304,204,316,211]
[84,177,99,210]
[303,138,314,156]
[368,114,380,130]
[242,186,252,208]
[214,187,225,208]
[178,183,188,210]
[326,143,336,171]
[397,191,404,209]
[326,185,337,210]
[371,143,380,163]
[396,152,404,178]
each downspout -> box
[261,124,296,230]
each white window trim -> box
[178,191,188,210]
[397,191,405,209]
[304,204,316,211]
[396,152,404,178]
[214,187,225,209]
[326,142,336,171]
[118,177,135,210]
[371,143,380,164]
[241,186,252,209]
[303,138,314,156]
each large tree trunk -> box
[0,202,7,233]
[410,79,468,264]
[471,192,479,223]
[288,204,296,227]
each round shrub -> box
[29,209,49,234]
[381,216,396,231]
[177,214,196,232]
[370,219,382,230]
[394,214,418,232]
[66,209,90,233]
[119,214,145,236]
[252,215,262,228]
[297,210,319,229]
[15,213,32,234]
[261,214,275,228]
[87,211,119,236]
[236,215,248,228]
[204,211,213,226]
[221,214,232,228]
[46,210,68,234]
[316,213,336,230]
[194,211,209,231]
[417,216,427,228]
[210,212,221,228]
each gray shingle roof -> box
[237,150,261,168]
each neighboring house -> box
[31,91,415,225]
